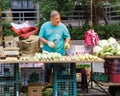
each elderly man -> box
[39,10,71,83]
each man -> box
[39,10,71,83]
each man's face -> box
[50,14,61,26]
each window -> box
[11,0,35,9]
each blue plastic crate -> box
[0,82,19,96]
[0,63,19,81]
[21,67,45,86]
[54,63,76,81]
[53,81,77,96]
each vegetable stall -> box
[0,48,104,96]
[93,37,120,96]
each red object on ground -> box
[10,26,39,39]
[109,73,120,83]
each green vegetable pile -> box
[93,37,120,56]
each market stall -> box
[92,37,120,96]
[96,56,120,96]
[0,53,104,96]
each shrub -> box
[2,22,120,40]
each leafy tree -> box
[32,0,75,20]
[1,0,10,11]
[33,0,119,25]
[75,0,119,25]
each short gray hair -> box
[50,10,60,18]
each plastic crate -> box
[53,81,77,96]
[0,82,19,96]
[92,72,109,82]
[21,67,45,86]
[104,58,120,74]
[0,63,19,81]
[54,63,76,81]
[109,72,120,83]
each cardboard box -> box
[4,36,18,47]
[0,46,5,57]
[0,35,2,45]
[20,35,40,54]
[28,82,42,96]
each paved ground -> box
[77,84,110,96]
[76,62,111,96]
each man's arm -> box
[39,38,49,44]
[65,38,70,44]
[39,38,55,48]
[64,38,71,50]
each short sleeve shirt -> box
[39,21,70,55]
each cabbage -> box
[103,46,113,53]
[93,46,103,56]
[116,44,120,51]
[103,52,113,56]
[93,37,120,56]
[98,40,109,48]
[108,37,118,47]
[116,51,120,55]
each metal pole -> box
[0,0,2,45]
[90,0,93,29]
[36,2,40,23]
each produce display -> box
[33,51,103,62]
[19,56,30,60]
[93,37,120,56]
[0,51,104,62]
[5,57,18,60]
[65,54,103,61]
[34,51,62,61]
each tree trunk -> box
[98,7,109,24]
[84,0,109,25]
[84,7,90,25]
[93,6,109,24]
[0,0,2,45]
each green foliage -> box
[67,23,120,40]
[2,22,120,41]
[33,0,75,20]
[1,0,10,11]
[2,22,17,37]
[42,88,53,96]
[93,23,120,39]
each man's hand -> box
[48,41,55,48]
[64,42,70,50]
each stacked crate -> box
[104,58,120,83]
[53,63,77,96]
[0,63,19,96]
[21,67,45,86]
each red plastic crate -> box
[109,73,120,83]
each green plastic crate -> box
[0,82,19,96]
[53,63,77,96]
[53,81,77,96]
[92,72,109,82]
[0,63,19,96]
[53,63,76,81]
[0,63,19,81]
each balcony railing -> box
[2,5,120,26]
